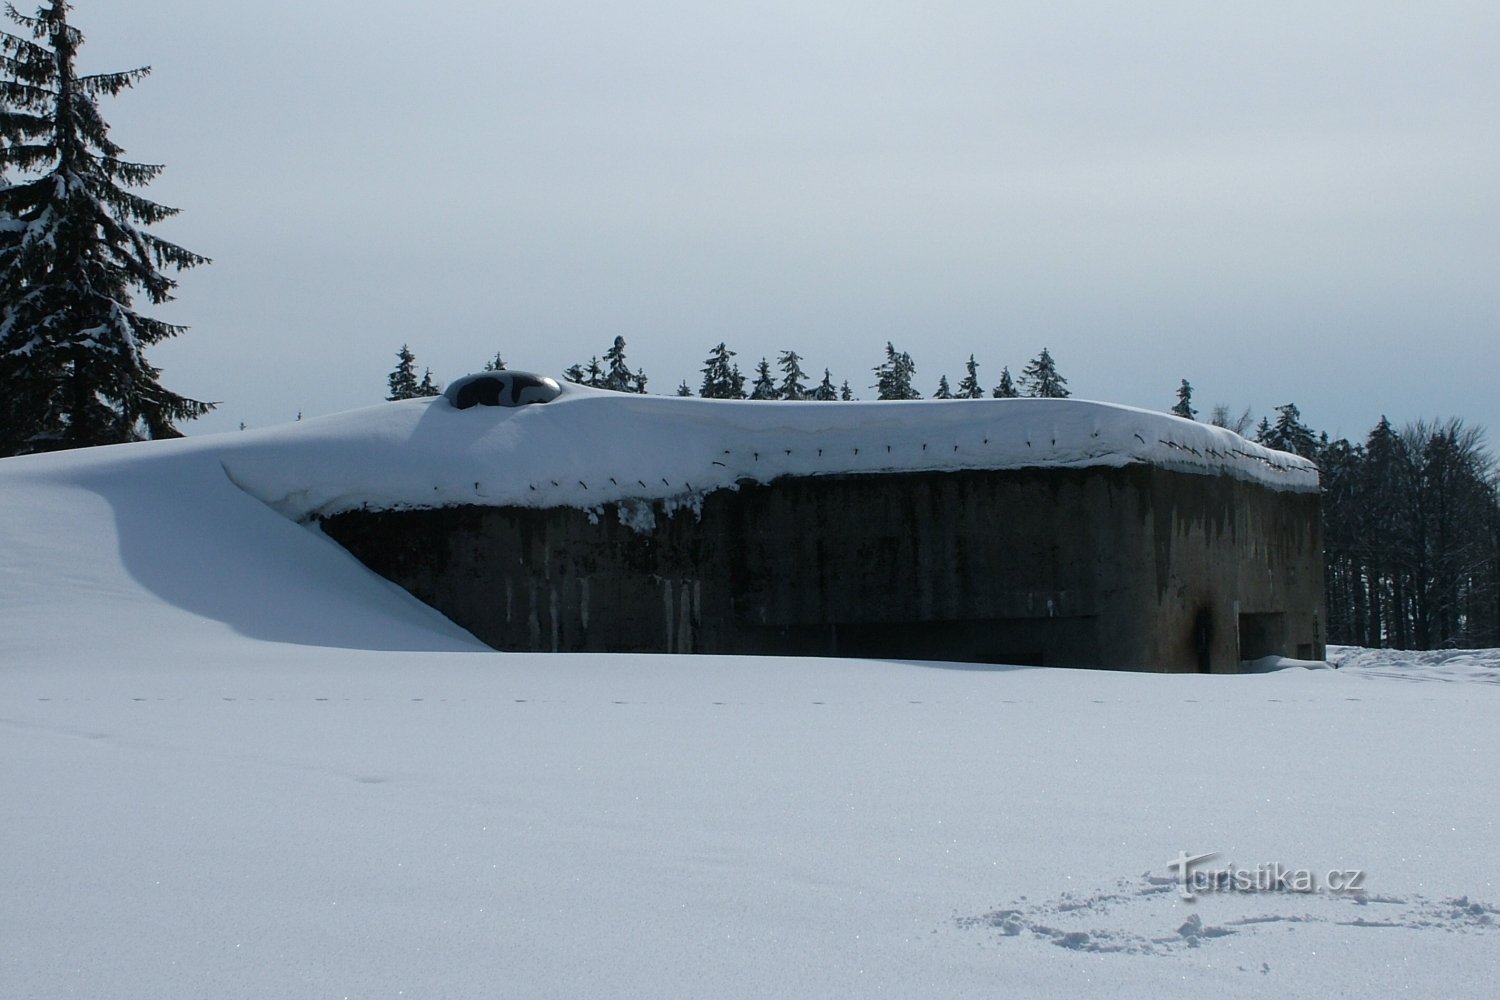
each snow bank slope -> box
[0,439,487,654]
[218,387,1319,522]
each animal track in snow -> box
[957,875,1498,956]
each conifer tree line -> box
[1315,416,1499,649]
[1,2,210,456]
[594,338,1068,402]
[582,337,1069,401]
[384,337,1076,404]
[1227,400,1499,650]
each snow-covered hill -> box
[1,397,1492,1000]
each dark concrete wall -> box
[320,466,1324,672]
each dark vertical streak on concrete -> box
[319,466,1324,672]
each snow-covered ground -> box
[1330,644,1500,685]
[2,396,1494,999]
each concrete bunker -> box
[320,461,1325,673]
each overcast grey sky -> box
[66,0,1500,441]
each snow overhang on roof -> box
[218,384,1321,523]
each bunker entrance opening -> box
[1239,612,1286,661]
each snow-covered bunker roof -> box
[218,382,1320,525]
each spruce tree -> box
[1,2,210,453]
[749,358,778,400]
[1261,403,1317,458]
[1171,379,1197,420]
[992,365,1018,398]
[563,356,606,388]
[839,380,853,401]
[387,344,420,400]
[699,342,746,399]
[482,352,506,372]
[777,349,808,401]
[568,337,646,393]
[674,379,693,397]
[699,342,730,398]
[416,368,440,397]
[956,354,984,399]
[602,336,644,393]
[1019,347,1069,398]
[812,368,838,401]
[1361,416,1410,646]
[872,342,920,400]
[934,374,954,399]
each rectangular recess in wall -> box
[1239,612,1286,661]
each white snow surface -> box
[216,386,1318,524]
[1329,644,1500,685]
[1,403,1492,1000]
